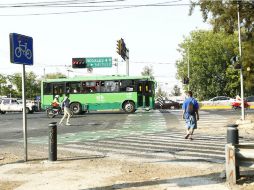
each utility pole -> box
[113,58,119,74]
[187,47,190,91]
[237,2,245,120]
[126,49,129,76]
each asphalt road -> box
[0,109,251,144]
[1,109,254,163]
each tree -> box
[176,30,239,100]
[190,1,254,37]
[8,71,41,99]
[45,72,67,79]
[171,85,181,96]
[155,86,167,99]
[0,74,7,96]
[141,66,154,80]
[190,0,254,95]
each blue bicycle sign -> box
[10,33,33,65]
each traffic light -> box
[230,55,242,69]
[116,39,122,55]
[116,38,127,60]
[72,58,87,68]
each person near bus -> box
[59,93,71,126]
[52,95,60,110]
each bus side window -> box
[100,81,106,92]
[69,82,81,93]
[120,80,131,92]
[81,82,87,93]
[95,81,100,92]
[43,83,52,95]
[53,83,65,96]
[81,81,97,93]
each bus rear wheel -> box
[70,102,82,114]
[123,101,135,113]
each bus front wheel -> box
[123,101,135,113]
[70,102,82,114]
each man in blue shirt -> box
[182,91,199,140]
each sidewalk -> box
[0,151,230,190]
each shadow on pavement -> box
[80,172,224,190]
[0,155,106,166]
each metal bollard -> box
[227,124,239,144]
[227,124,239,179]
[48,122,57,161]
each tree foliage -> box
[171,85,181,96]
[45,72,67,79]
[141,66,155,80]
[1,72,41,99]
[190,0,254,95]
[176,30,239,100]
[155,86,167,99]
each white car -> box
[0,98,36,114]
[202,96,235,106]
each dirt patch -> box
[0,152,20,165]
[0,181,24,190]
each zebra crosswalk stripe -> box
[59,130,226,163]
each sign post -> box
[10,33,33,162]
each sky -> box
[0,0,210,93]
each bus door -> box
[137,81,153,108]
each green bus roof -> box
[42,75,153,83]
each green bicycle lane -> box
[26,110,167,144]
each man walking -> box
[59,93,71,126]
[182,91,199,140]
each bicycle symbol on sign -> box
[14,40,32,60]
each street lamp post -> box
[237,2,245,120]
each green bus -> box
[41,75,155,114]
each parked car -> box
[0,98,36,114]
[245,96,254,102]
[155,99,181,109]
[202,96,235,105]
[17,99,39,112]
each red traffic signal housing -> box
[72,58,87,68]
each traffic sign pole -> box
[10,33,33,162]
[22,64,28,161]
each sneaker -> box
[58,122,63,126]
[66,123,71,126]
[184,134,190,139]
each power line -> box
[0,0,190,16]
[130,61,175,64]
[0,0,128,8]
